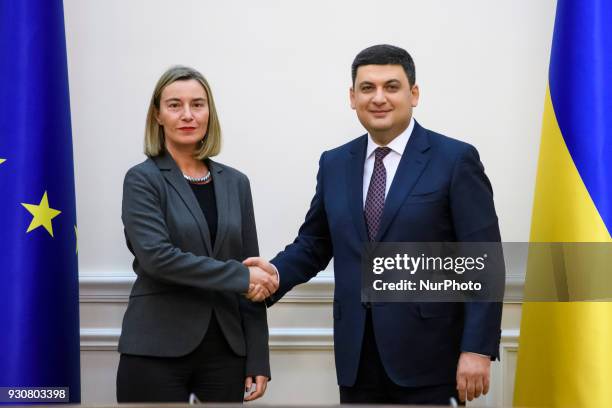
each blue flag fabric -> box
[549,0,612,234]
[0,0,81,402]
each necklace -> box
[183,171,211,184]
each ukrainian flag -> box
[514,0,612,406]
[0,0,80,402]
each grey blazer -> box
[119,153,270,378]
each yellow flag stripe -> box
[514,86,612,407]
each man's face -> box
[350,64,419,141]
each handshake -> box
[244,257,279,302]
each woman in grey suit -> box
[116,66,276,403]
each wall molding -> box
[81,328,519,352]
[500,328,519,344]
[79,274,134,302]
[81,327,335,351]
[495,330,519,408]
[79,270,335,303]
[79,270,524,303]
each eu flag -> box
[0,0,81,403]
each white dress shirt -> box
[362,117,415,207]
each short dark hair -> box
[351,44,416,86]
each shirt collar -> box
[366,116,415,159]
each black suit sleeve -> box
[237,175,271,378]
[122,167,250,292]
[450,145,503,359]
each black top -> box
[189,179,218,247]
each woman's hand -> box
[244,375,268,401]
[244,257,279,302]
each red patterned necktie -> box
[364,147,392,241]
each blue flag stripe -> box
[549,0,612,234]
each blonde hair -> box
[144,65,221,159]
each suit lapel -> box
[209,160,229,257]
[347,135,369,243]
[376,122,431,241]
[154,154,214,255]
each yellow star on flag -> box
[21,191,62,237]
[0,158,6,164]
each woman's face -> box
[156,79,209,152]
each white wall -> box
[64,0,557,405]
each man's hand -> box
[244,257,277,275]
[244,375,268,401]
[245,257,278,302]
[456,352,491,402]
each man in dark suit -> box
[246,44,502,405]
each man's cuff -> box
[464,351,491,358]
[270,262,280,284]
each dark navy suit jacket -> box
[270,121,502,387]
